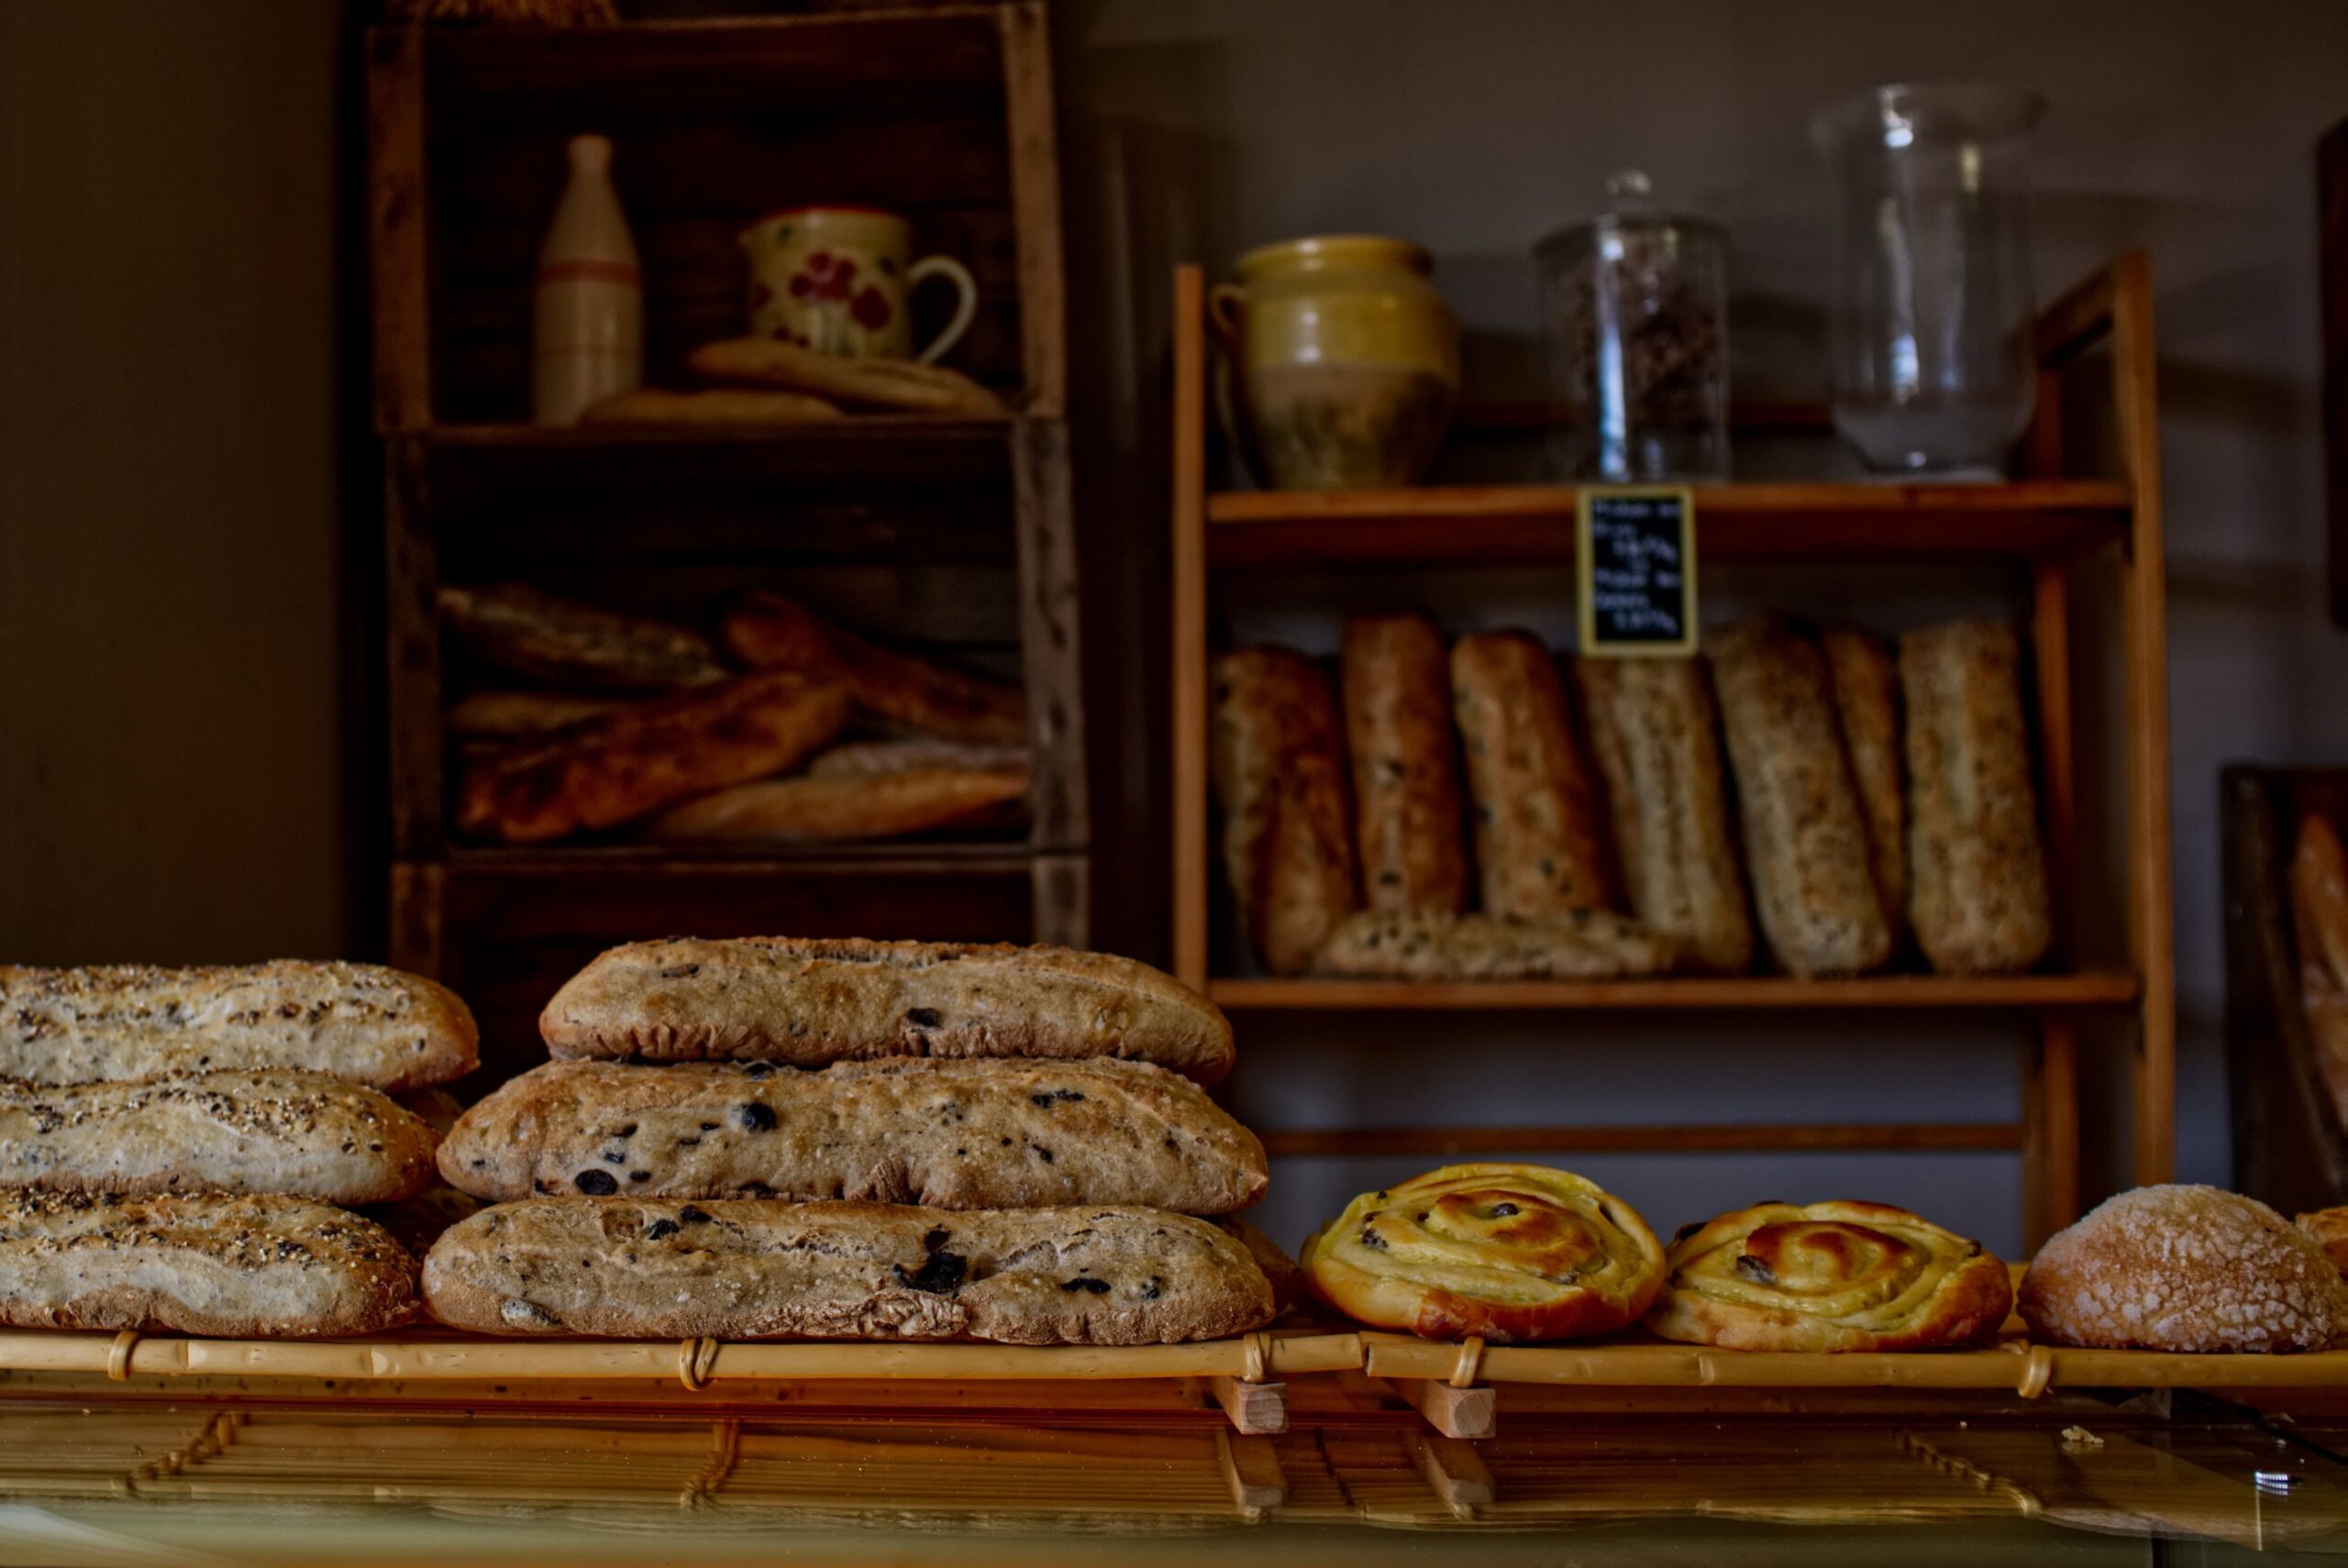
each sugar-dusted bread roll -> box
[436,582,727,692]
[540,936,1235,1084]
[1822,627,1907,942]
[456,669,851,843]
[0,1191,416,1337]
[1211,646,1358,976]
[439,1057,1266,1213]
[1575,656,1753,972]
[1647,1200,2011,1352]
[642,769,1027,844]
[722,591,1026,746]
[424,1199,1275,1344]
[1900,620,2053,975]
[1709,617,1891,977]
[0,961,477,1091]
[2021,1185,2348,1353]
[1311,909,1674,981]
[1341,613,1468,913]
[1450,631,1611,919]
[1301,1164,1665,1342]
[0,1070,437,1204]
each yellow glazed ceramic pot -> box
[1212,235,1459,490]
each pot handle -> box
[908,255,980,365]
[1207,283,1245,347]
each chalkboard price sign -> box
[1577,486,1698,656]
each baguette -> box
[642,768,1026,844]
[1709,617,1891,977]
[1450,631,1612,918]
[423,1198,1275,1343]
[0,1190,416,1337]
[1311,908,1675,981]
[0,1070,437,1204]
[540,936,1235,1084]
[444,690,641,740]
[1211,646,1359,976]
[437,583,727,691]
[723,591,1026,745]
[1342,614,1468,913]
[1900,621,2053,975]
[1822,627,1908,943]
[687,337,1008,416]
[1575,656,1754,972]
[808,739,1029,780]
[0,961,477,1091]
[438,1057,1266,1213]
[456,669,851,843]
[2292,813,2348,1126]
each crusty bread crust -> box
[642,768,1026,844]
[1451,631,1611,919]
[437,582,728,692]
[439,1057,1266,1212]
[0,1190,416,1337]
[0,962,477,1091]
[1342,613,1468,914]
[1311,909,1674,981]
[539,936,1235,1084]
[1211,646,1359,977]
[423,1198,1275,1344]
[721,591,1027,746]
[1822,627,1907,944]
[0,1070,437,1204]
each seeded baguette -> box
[0,1190,417,1337]
[424,1198,1275,1343]
[440,1057,1267,1213]
[0,1070,436,1204]
[1212,646,1359,977]
[540,936,1235,1084]
[0,961,477,1091]
[1342,613,1469,913]
[1452,631,1613,919]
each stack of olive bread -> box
[0,962,482,1336]
[1213,612,2050,981]
[423,937,1286,1344]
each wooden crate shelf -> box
[1207,970,2140,1013]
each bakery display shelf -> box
[1205,480,2132,572]
[1207,969,2139,1013]
[443,842,1048,879]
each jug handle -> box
[908,256,979,365]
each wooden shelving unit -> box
[367,6,1086,1079]
[1168,255,2176,1245]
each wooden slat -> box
[366,27,431,431]
[386,861,448,981]
[1207,970,2138,1012]
[2326,118,2348,626]
[444,843,1039,878]
[1013,418,1088,859]
[1170,267,1212,988]
[1258,1122,2023,1158]
[2022,1021,2082,1251]
[997,0,1064,414]
[382,437,443,857]
[2023,561,2082,1244]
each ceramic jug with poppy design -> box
[739,207,979,363]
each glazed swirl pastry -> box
[1301,1164,1666,1342]
[1648,1200,2012,1352]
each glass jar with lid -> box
[1534,171,1730,482]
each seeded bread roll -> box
[1574,656,1754,973]
[1710,617,1891,977]
[1341,614,1468,913]
[424,1199,1276,1344]
[1450,631,1611,919]
[1211,646,1358,977]
[1900,621,2053,975]
[723,591,1026,746]
[1822,628,1907,943]
[0,1190,416,1337]
[0,1070,437,1204]
[440,1057,1267,1213]
[540,936,1235,1084]
[436,583,727,692]
[0,962,477,1091]
[1312,909,1675,981]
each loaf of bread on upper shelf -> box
[1212,646,1359,977]
[1574,656,1754,973]
[0,961,477,1091]
[1311,908,1674,981]
[641,768,1027,844]
[455,668,850,843]
[1340,613,1468,914]
[2291,812,2348,1124]
[1450,630,1612,920]
[540,936,1235,1084]
[1822,626,1908,945]
[439,1056,1266,1213]
[1709,616,1891,977]
[437,583,729,692]
[723,591,1027,746]
[1900,620,2053,975]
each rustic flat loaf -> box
[437,582,728,692]
[439,1057,1266,1212]
[541,937,1235,1084]
[0,1190,416,1337]
[0,1070,437,1204]
[423,1198,1275,1343]
[0,962,477,1091]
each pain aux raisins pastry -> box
[1300,1164,1666,1342]
[2021,1185,2348,1353]
[1647,1200,2012,1353]
[2299,1206,2348,1275]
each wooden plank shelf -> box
[442,844,1044,879]
[1259,1121,2023,1158]
[1205,480,2132,570]
[1206,970,2139,1013]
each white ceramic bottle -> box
[532,134,642,425]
